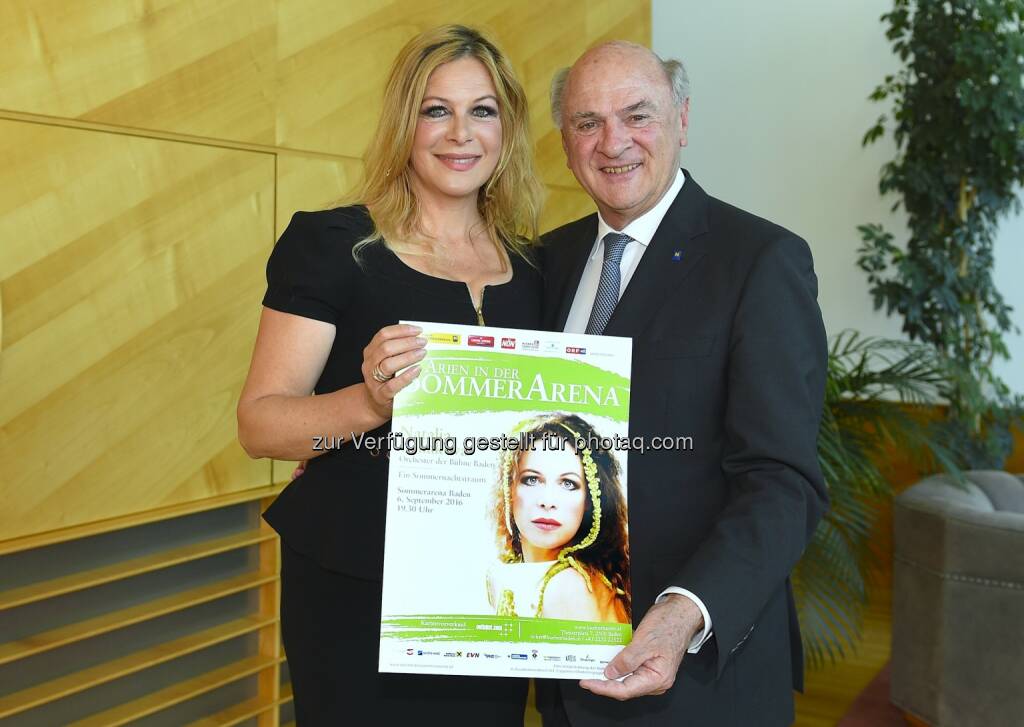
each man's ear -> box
[561,131,570,168]
[679,98,690,148]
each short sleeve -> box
[262,210,354,324]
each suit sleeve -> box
[670,234,828,678]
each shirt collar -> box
[591,169,685,260]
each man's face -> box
[559,48,688,230]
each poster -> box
[378,321,632,680]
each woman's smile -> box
[435,153,482,170]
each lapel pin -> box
[671,250,684,262]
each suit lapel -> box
[603,172,711,338]
[552,215,598,331]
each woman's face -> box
[512,446,587,562]
[409,56,503,204]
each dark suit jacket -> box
[537,171,828,726]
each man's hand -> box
[579,594,703,701]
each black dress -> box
[260,206,540,726]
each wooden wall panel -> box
[541,187,596,233]
[0,120,274,540]
[585,0,652,45]
[274,153,364,233]
[276,0,584,164]
[274,0,648,188]
[0,0,276,144]
[0,0,651,545]
[533,1,651,188]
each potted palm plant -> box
[796,331,960,666]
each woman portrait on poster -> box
[487,413,631,624]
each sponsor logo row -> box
[427,332,588,355]
[403,647,603,664]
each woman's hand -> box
[238,311,421,461]
[360,324,426,419]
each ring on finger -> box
[372,362,394,383]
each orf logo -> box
[468,335,494,347]
[565,346,586,355]
[501,337,516,349]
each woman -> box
[487,414,631,625]
[236,25,543,725]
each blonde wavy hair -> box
[350,24,542,262]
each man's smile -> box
[600,162,643,174]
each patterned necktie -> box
[585,232,632,335]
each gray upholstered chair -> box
[891,470,1024,726]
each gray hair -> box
[549,52,690,129]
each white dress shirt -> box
[563,169,713,654]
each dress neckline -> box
[381,243,520,291]
[334,204,535,303]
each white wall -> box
[652,0,1023,393]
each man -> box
[537,41,828,726]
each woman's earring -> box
[385,167,392,177]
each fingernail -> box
[408,365,421,376]
[605,665,620,679]
[409,325,423,334]
[415,336,427,345]
[415,349,427,359]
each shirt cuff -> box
[656,587,713,653]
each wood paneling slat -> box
[0,529,274,611]
[66,654,283,727]
[0,109,352,161]
[187,697,273,727]
[256,497,281,727]
[0,571,276,665]
[186,681,294,727]
[0,484,281,556]
[0,613,276,719]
